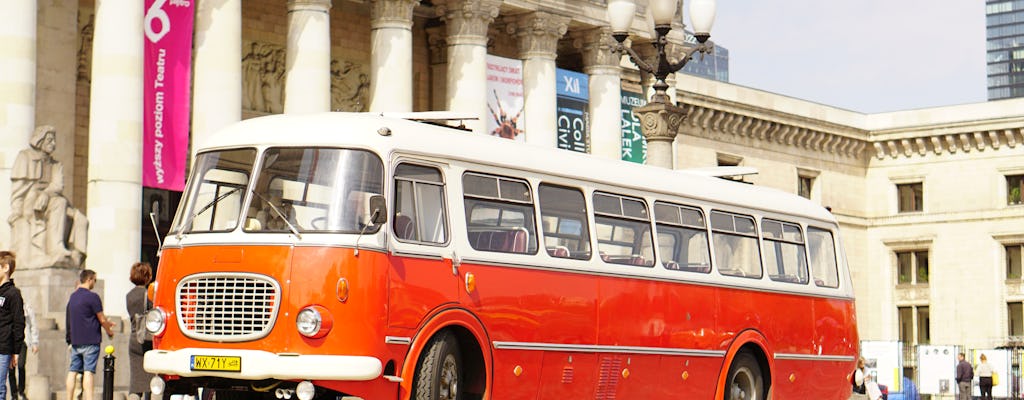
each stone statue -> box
[9,125,88,269]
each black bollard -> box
[102,345,115,400]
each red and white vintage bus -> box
[144,112,858,400]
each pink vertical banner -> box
[143,0,194,191]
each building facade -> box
[1,0,1023,394]
[987,0,1024,99]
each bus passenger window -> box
[807,227,840,288]
[539,184,591,260]
[393,163,448,244]
[594,193,654,267]
[762,219,808,284]
[710,211,762,279]
[463,173,538,254]
[654,202,710,273]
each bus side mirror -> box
[368,195,387,225]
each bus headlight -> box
[296,305,332,339]
[145,307,167,336]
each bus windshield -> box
[172,147,384,235]
[172,148,257,234]
[243,147,384,234]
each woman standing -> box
[126,262,155,400]
[977,353,994,400]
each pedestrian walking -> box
[7,292,38,400]
[65,269,116,400]
[127,262,154,400]
[977,353,994,400]
[956,352,974,400]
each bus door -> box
[387,162,459,330]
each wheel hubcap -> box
[439,354,459,400]
[729,367,756,400]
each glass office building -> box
[680,31,730,82]
[987,0,1024,99]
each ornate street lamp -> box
[607,0,716,167]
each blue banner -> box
[556,69,589,153]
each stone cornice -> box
[679,101,871,160]
[507,12,569,60]
[870,127,1023,160]
[370,0,418,29]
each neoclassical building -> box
[1,0,1024,392]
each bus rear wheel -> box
[415,331,463,400]
[725,352,764,400]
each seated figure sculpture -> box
[8,125,88,269]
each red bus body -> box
[145,112,858,399]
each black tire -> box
[725,352,765,400]
[415,332,463,400]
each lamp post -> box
[607,0,716,168]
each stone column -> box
[87,0,144,316]
[426,26,448,110]
[369,0,418,112]
[192,0,242,160]
[0,0,37,247]
[511,12,569,148]
[578,27,622,161]
[438,0,501,134]
[285,0,332,114]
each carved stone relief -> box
[77,11,94,83]
[242,41,370,114]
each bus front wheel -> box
[415,331,463,400]
[725,352,764,400]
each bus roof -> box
[201,112,837,224]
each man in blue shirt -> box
[65,269,115,400]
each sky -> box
[705,0,988,113]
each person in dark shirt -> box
[64,269,115,400]
[0,251,26,400]
[956,352,974,400]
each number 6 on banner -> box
[144,0,170,43]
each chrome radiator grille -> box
[176,273,280,342]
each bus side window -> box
[654,202,711,273]
[462,173,538,254]
[762,219,808,284]
[710,211,762,279]
[593,193,654,267]
[539,184,592,260]
[393,163,448,244]
[807,227,840,288]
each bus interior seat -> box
[393,214,416,240]
[547,245,570,258]
[664,261,680,270]
[469,228,528,253]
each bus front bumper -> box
[144,348,383,381]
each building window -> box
[899,305,930,345]
[1010,302,1024,338]
[1009,244,1024,280]
[897,183,923,212]
[716,153,747,183]
[1009,174,1023,205]
[897,250,929,285]
[798,176,813,199]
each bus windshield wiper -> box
[249,190,303,240]
[178,186,243,238]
